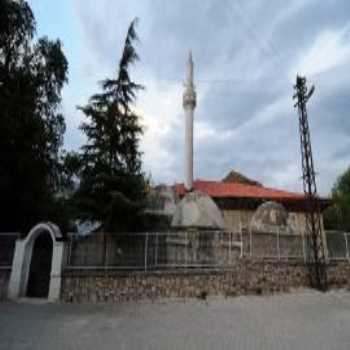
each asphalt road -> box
[1,289,350,350]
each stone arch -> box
[8,222,65,301]
[27,222,62,245]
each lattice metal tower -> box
[293,75,327,291]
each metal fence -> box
[326,231,350,261]
[247,231,350,262]
[244,231,305,260]
[0,233,19,269]
[65,231,243,270]
[0,229,348,275]
[64,230,323,271]
[1,230,349,272]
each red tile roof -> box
[174,179,307,201]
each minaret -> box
[183,51,196,191]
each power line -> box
[231,1,285,73]
[65,65,285,87]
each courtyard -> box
[1,289,350,350]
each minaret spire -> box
[183,51,196,191]
[187,50,194,87]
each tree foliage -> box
[74,18,147,231]
[324,166,350,231]
[0,0,68,232]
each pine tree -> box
[75,18,147,231]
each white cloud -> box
[267,163,301,193]
[138,78,183,183]
[215,94,292,144]
[291,24,350,78]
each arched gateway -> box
[8,222,64,301]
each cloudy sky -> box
[28,0,350,195]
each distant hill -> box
[222,170,262,187]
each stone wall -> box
[327,262,350,289]
[61,260,311,303]
[61,260,350,303]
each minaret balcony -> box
[183,90,196,109]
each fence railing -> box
[64,230,326,271]
[245,231,305,261]
[326,231,350,261]
[247,231,350,262]
[0,233,19,269]
[65,231,243,270]
[1,230,349,272]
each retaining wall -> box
[327,262,350,289]
[61,260,313,303]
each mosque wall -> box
[221,209,254,232]
[221,208,324,237]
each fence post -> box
[154,233,158,268]
[67,234,72,266]
[344,232,349,262]
[229,232,232,264]
[302,233,307,263]
[250,229,253,257]
[69,235,73,266]
[144,233,148,272]
[104,233,108,268]
[185,231,188,270]
[239,220,243,259]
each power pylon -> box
[293,75,327,291]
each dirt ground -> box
[1,289,350,350]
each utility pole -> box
[293,75,327,291]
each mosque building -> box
[148,52,330,236]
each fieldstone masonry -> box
[61,260,315,303]
[61,261,350,303]
[327,262,350,288]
